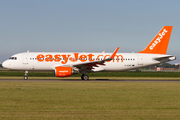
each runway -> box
[1,79,180,82]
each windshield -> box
[9,57,17,60]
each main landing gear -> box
[81,74,89,80]
[24,71,28,80]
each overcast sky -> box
[0,0,180,63]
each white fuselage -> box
[2,52,175,72]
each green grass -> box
[1,70,180,77]
[0,71,53,77]
[0,82,180,119]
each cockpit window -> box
[9,57,17,60]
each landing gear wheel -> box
[81,75,84,80]
[24,76,28,80]
[81,75,89,80]
[83,75,89,80]
[24,71,28,80]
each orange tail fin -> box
[138,26,173,54]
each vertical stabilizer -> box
[138,26,173,54]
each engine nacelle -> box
[55,67,79,77]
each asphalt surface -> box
[0,79,180,82]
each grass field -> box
[0,81,180,119]
[1,70,180,78]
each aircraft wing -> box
[59,47,119,71]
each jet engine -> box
[55,67,79,77]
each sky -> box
[0,0,180,64]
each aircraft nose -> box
[2,61,9,69]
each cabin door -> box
[23,54,28,64]
[138,55,143,65]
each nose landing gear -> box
[24,71,28,80]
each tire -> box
[24,76,28,80]
[83,75,89,80]
[81,75,84,80]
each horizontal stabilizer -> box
[153,55,176,61]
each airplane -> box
[2,26,176,80]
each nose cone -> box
[2,60,9,69]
